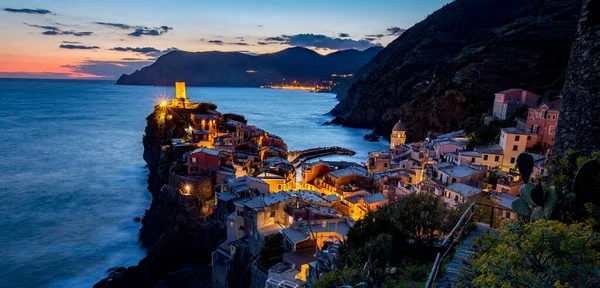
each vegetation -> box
[324,193,459,287]
[257,234,284,271]
[512,151,600,223]
[458,220,600,287]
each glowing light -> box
[160,101,167,107]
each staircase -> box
[437,223,489,287]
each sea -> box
[0,78,388,287]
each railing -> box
[425,202,476,288]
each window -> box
[495,156,500,162]
[452,178,457,184]
[277,184,282,190]
[505,212,511,219]
[513,145,518,151]
[445,192,450,198]
[549,125,555,134]
[471,157,475,163]
[541,110,548,118]
[483,155,488,161]
[515,135,520,141]
[238,225,244,231]
[454,195,459,202]
[384,163,388,168]
[552,115,556,120]
[191,157,197,163]
[270,211,275,218]
[527,135,531,140]
[237,210,243,217]
[528,112,533,118]
[510,157,516,164]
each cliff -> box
[116,46,382,87]
[96,106,225,287]
[555,0,600,156]
[330,0,581,142]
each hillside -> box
[330,0,581,142]
[116,46,382,86]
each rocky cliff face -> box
[96,106,225,287]
[555,0,600,156]
[331,0,581,142]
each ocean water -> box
[0,79,388,287]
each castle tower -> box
[175,82,187,99]
[172,82,192,108]
[555,0,600,156]
[390,119,406,149]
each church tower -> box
[172,82,192,108]
[390,119,406,149]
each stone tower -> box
[554,0,600,156]
[390,119,406,149]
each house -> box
[432,140,466,160]
[359,193,389,212]
[245,192,295,253]
[492,89,539,120]
[313,166,372,197]
[436,164,485,187]
[281,218,349,253]
[257,157,296,192]
[499,128,528,171]
[226,176,270,197]
[187,147,222,175]
[525,99,561,150]
[443,183,482,205]
[474,144,504,168]
[490,192,519,220]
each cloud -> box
[93,22,133,29]
[129,26,172,37]
[365,34,385,38]
[59,44,100,50]
[232,42,249,46]
[25,23,92,36]
[339,33,350,38]
[62,41,81,44]
[110,46,178,58]
[62,60,153,78]
[386,27,406,36]
[3,8,51,14]
[121,57,149,61]
[261,34,376,50]
[208,40,223,45]
[363,37,377,42]
[264,36,286,42]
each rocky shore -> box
[95,106,225,287]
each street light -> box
[160,100,168,107]
[184,185,191,195]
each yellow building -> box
[390,119,407,149]
[499,128,528,171]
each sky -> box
[0,0,451,79]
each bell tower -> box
[390,119,406,149]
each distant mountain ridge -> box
[116,46,383,87]
[330,0,581,142]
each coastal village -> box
[156,83,561,288]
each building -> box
[187,147,222,175]
[171,82,193,108]
[492,89,540,120]
[390,119,407,149]
[499,128,528,171]
[525,99,561,149]
[443,182,482,206]
[435,164,485,187]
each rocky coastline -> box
[95,106,225,287]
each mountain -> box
[115,46,383,86]
[330,0,581,142]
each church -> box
[390,119,406,149]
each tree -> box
[459,220,600,287]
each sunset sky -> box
[0,0,450,79]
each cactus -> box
[517,153,534,184]
[512,153,575,222]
